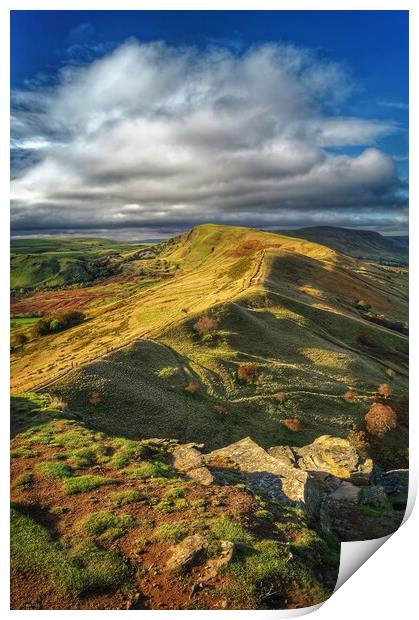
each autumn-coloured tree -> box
[281,418,303,432]
[343,389,358,402]
[184,382,200,394]
[365,402,397,437]
[347,430,370,456]
[274,391,287,401]
[237,362,258,382]
[89,391,102,405]
[377,383,392,399]
[214,404,228,415]
[193,316,219,337]
[386,368,396,379]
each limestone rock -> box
[208,437,307,502]
[268,446,296,468]
[330,481,361,503]
[294,435,371,479]
[172,445,214,486]
[166,534,207,572]
[202,541,234,579]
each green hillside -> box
[10,238,140,290]
[18,223,406,465]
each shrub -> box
[274,391,287,401]
[62,475,111,494]
[214,404,228,415]
[89,391,102,405]
[184,382,200,394]
[32,310,86,337]
[346,430,370,457]
[281,418,303,432]
[386,368,396,379]
[365,403,397,437]
[343,389,358,402]
[237,362,258,382]
[35,461,73,480]
[377,383,392,399]
[193,316,219,338]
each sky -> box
[10,10,409,239]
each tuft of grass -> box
[35,461,73,480]
[12,472,34,490]
[80,510,136,540]
[209,516,254,545]
[110,489,142,508]
[62,475,112,495]
[164,486,187,499]
[67,448,97,468]
[254,509,274,521]
[152,522,188,544]
[124,460,173,480]
[10,447,38,459]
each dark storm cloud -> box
[10,40,406,237]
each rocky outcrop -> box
[172,444,214,486]
[166,534,207,572]
[205,434,407,541]
[291,435,374,482]
[202,541,235,580]
[207,437,307,503]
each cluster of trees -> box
[32,310,86,337]
[237,362,258,382]
[193,315,219,338]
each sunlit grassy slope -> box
[11,224,408,452]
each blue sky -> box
[10,10,408,237]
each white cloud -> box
[10,40,406,235]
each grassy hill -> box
[10,238,140,291]
[10,224,408,465]
[276,226,408,264]
[10,223,409,610]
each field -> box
[10,224,409,609]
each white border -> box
[1,2,416,618]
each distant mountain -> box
[276,226,408,264]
